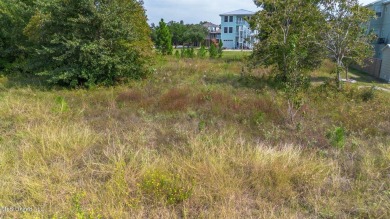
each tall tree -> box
[156,19,173,55]
[322,0,375,88]
[0,0,35,72]
[167,20,186,48]
[183,24,208,47]
[23,0,153,87]
[250,0,325,123]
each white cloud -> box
[144,0,376,25]
[144,0,259,25]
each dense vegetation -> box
[0,53,389,218]
[0,0,152,87]
[1,0,388,218]
[151,20,209,47]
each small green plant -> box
[197,45,207,58]
[72,192,100,219]
[53,96,69,113]
[180,47,186,58]
[198,120,206,131]
[253,111,265,125]
[326,126,346,149]
[360,86,376,102]
[217,41,223,58]
[140,170,193,205]
[187,47,195,58]
[209,43,218,58]
[174,50,180,59]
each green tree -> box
[156,18,173,55]
[23,0,153,87]
[167,20,186,48]
[208,43,217,59]
[197,45,207,58]
[217,41,223,58]
[184,24,208,47]
[322,0,375,88]
[0,0,35,72]
[250,0,325,123]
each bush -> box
[209,44,218,58]
[140,170,193,205]
[197,45,207,58]
[22,0,153,87]
[326,126,346,148]
[360,86,376,102]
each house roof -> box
[219,9,255,16]
[202,22,218,28]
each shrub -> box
[197,45,207,58]
[22,0,153,87]
[360,86,376,102]
[326,126,346,148]
[140,170,193,205]
[174,50,180,59]
[209,44,218,58]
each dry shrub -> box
[159,88,192,112]
[117,89,144,103]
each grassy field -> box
[0,54,389,218]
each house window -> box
[229,27,233,33]
[376,12,382,17]
[224,16,228,22]
[224,27,228,33]
[229,16,233,22]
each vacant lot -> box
[0,54,389,218]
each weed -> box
[53,96,69,113]
[326,126,346,149]
[360,86,376,101]
[140,170,193,205]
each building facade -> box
[219,9,257,49]
[363,0,390,82]
[202,22,221,47]
[366,0,390,58]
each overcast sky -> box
[144,0,375,25]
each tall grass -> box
[0,57,389,218]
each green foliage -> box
[209,44,218,59]
[53,96,69,113]
[156,18,173,55]
[323,0,375,87]
[326,126,346,149]
[218,41,223,58]
[0,0,34,72]
[251,0,324,123]
[253,111,265,125]
[197,45,207,58]
[167,20,186,46]
[187,47,195,58]
[72,192,101,219]
[198,120,206,131]
[251,0,324,82]
[21,0,153,87]
[183,24,208,46]
[140,170,193,205]
[174,50,180,59]
[360,86,376,102]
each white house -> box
[219,9,258,49]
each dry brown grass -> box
[0,57,389,218]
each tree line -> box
[151,20,210,49]
[0,0,375,88]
